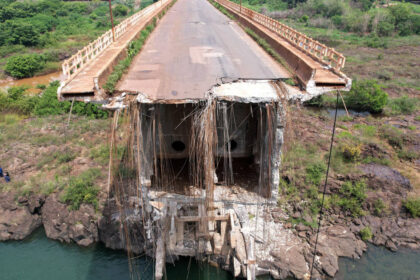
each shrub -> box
[411,14,420,35]
[397,148,420,161]
[344,80,388,113]
[341,143,362,161]
[113,4,129,16]
[299,15,309,23]
[388,4,411,27]
[379,125,404,149]
[5,53,45,78]
[306,162,326,186]
[0,82,108,119]
[387,96,418,115]
[61,169,100,210]
[33,81,108,118]
[360,226,373,241]
[404,198,420,218]
[57,150,76,164]
[377,20,394,37]
[3,21,40,46]
[331,15,342,27]
[365,36,388,48]
[339,181,367,217]
[376,70,392,81]
[373,198,386,216]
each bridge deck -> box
[60,2,166,95]
[116,0,290,101]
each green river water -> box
[0,228,419,280]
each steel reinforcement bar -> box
[215,0,345,71]
[61,0,170,85]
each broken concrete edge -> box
[212,0,352,94]
[56,0,176,102]
[102,78,338,111]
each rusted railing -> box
[215,0,345,71]
[61,0,168,82]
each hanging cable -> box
[309,91,339,279]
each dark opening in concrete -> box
[172,141,186,152]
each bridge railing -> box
[215,0,345,71]
[61,0,168,82]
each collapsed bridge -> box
[57,0,351,278]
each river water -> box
[1,229,419,280]
[0,72,62,94]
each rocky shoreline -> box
[1,180,419,279]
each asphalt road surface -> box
[116,0,290,101]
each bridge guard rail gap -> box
[59,0,172,98]
[214,0,350,90]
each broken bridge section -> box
[108,80,286,279]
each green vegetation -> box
[61,168,101,210]
[386,95,419,115]
[0,81,108,118]
[344,80,388,113]
[233,0,420,37]
[5,53,45,78]
[373,198,387,216]
[404,198,420,218]
[379,124,404,149]
[305,162,326,185]
[338,180,367,217]
[0,0,144,78]
[360,226,373,241]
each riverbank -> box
[2,228,419,280]
[0,0,156,80]
[0,100,419,278]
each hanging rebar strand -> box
[266,103,274,199]
[157,114,175,193]
[222,103,234,185]
[135,104,147,242]
[205,100,217,209]
[152,107,158,189]
[108,110,120,196]
[254,106,263,238]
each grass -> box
[379,124,405,149]
[0,112,109,201]
[61,168,101,210]
[385,96,419,116]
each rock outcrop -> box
[0,192,42,241]
[98,198,145,254]
[311,225,366,277]
[42,194,99,246]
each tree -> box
[5,54,45,78]
[344,80,388,113]
[4,20,40,46]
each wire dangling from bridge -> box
[309,91,340,279]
